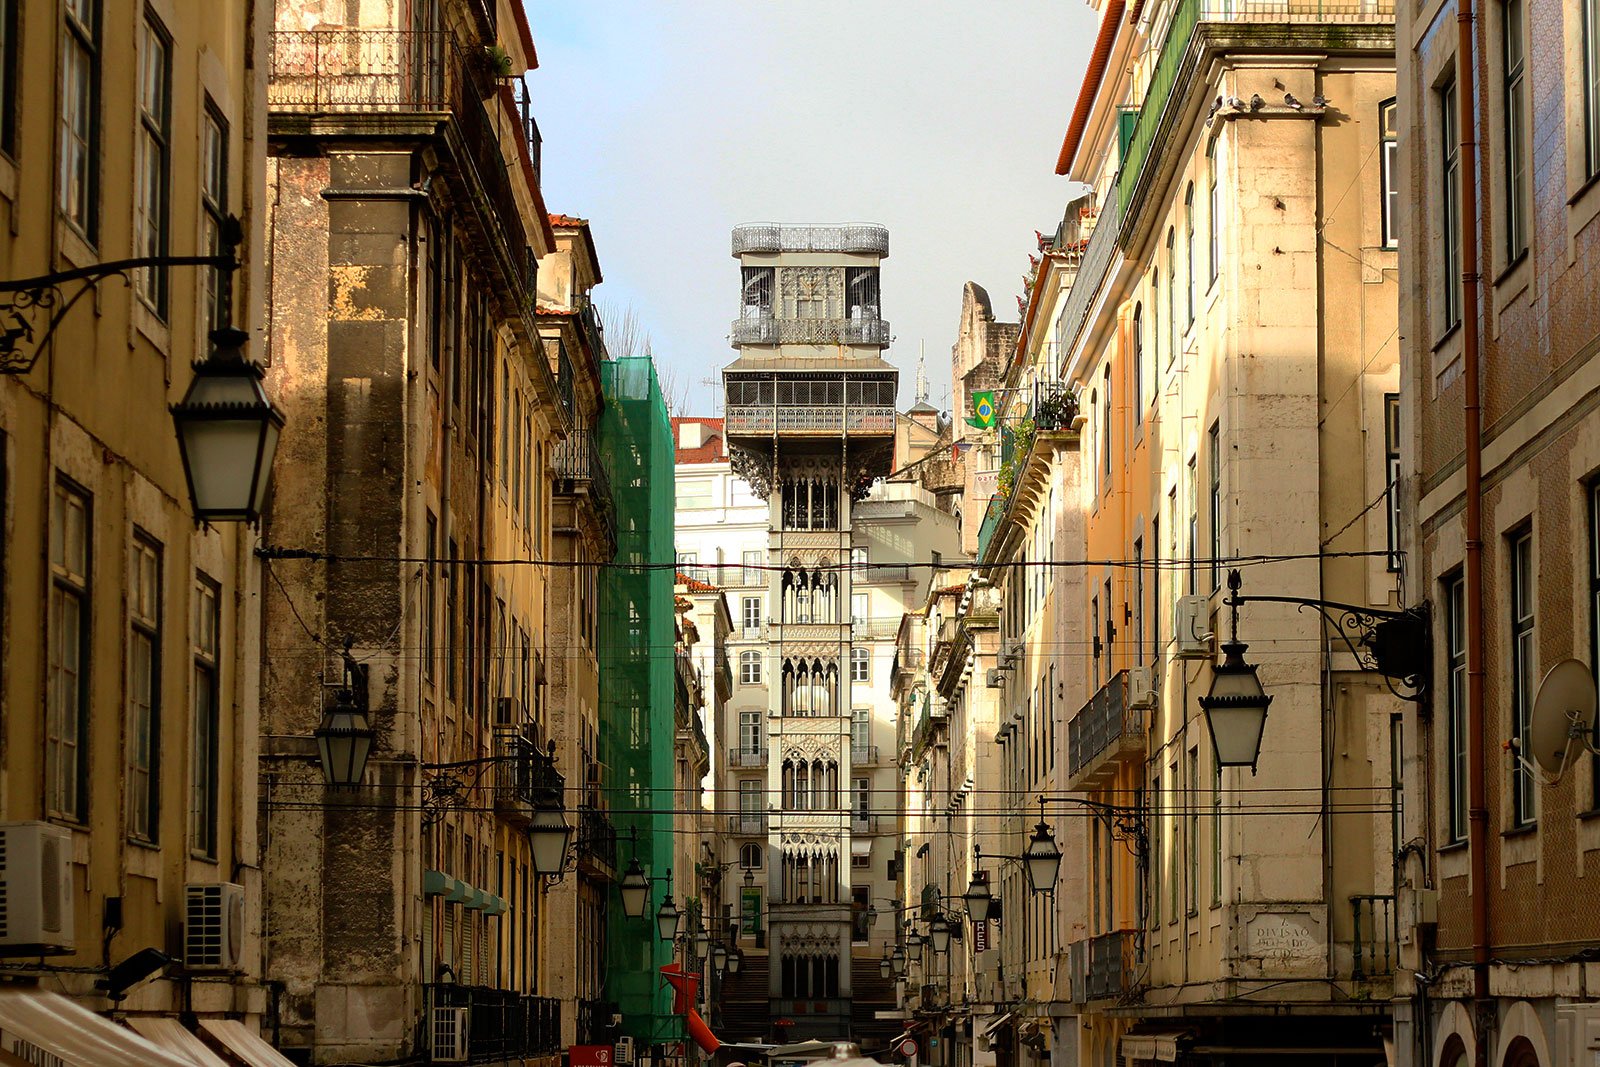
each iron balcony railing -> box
[554,342,575,420]
[576,297,608,362]
[728,747,768,768]
[730,315,891,346]
[552,429,616,547]
[728,814,767,835]
[1084,930,1137,1000]
[1068,669,1144,784]
[1350,894,1396,980]
[724,405,897,435]
[1050,193,1122,378]
[425,985,561,1061]
[975,495,1005,563]
[1116,0,1395,217]
[576,998,618,1046]
[513,75,542,184]
[576,807,617,870]
[851,813,880,833]
[850,745,880,766]
[1032,379,1079,432]
[731,224,889,256]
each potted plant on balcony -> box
[482,43,513,79]
[1035,389,1079,432]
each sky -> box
[525,1,1098,417]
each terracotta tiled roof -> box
[549,213,588,228]
[676,572,718,593]
[671,417,727,463]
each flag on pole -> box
[965,391,996,430]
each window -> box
[1091,595,1101,689]
[740,650,762,685]
[1187,746,1199,914]
[1208,139,1221,281]
[1151,775,1162,927]
[1509,529,1535,826]
[853,777,870,819]
[1585,0,1600,179]
[851,592,868,629]
[201,103,229,332]
[1184,184,1196,326]
[739,709,762,756]
[1101,365,1112,485]
[1166,228,1177,363]
[1591,484,1600,810]
[1385,396,1401,570]
[423,513,436,682]
[133,16,171,312]
[192,575,221,858]
[1208,422,1222,590]
[851,546,868,574]
[851,706,870,753]
[743,549,762,585]
[59,0,99,238]
[1131,304,1144,426]
[1132,538,1145,655]
[740,843,763,869]
[1211,759,1223,905]
[850,647,869,684]
[742,595,761,632]
[741,267,773,314]
[0,0,17,156]
[739,779,762,817]
[1150,270,1161,368]
[845,267,880,317]
[48,480,91,822]
[128,536,161,842]
[1187,457,1199,595]
[1501,0,1527,259]
[1440,78,1463,331]
[1151,516,1161,660]
[1380,100,1399,248]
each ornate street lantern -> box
[1200,572,1273,771]
[727,947,743,974]
[962,874,995,922]
[929,915,951,954]
[890,946,907,976]
[620,858,650,918]
[170,328,283,523]
[1023,820,1063,894]
[656,895,683,941]
[529,803,573,876]
[315,687,373,788]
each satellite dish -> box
[1528,659,1598,774]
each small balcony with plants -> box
[976,380,1079,562]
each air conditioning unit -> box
[0,821,74,956]
[616,1036,636,1065]
[1174,595,1213,659]
[431,1006,469,1063]
[1127,666,1156,710]
[184,882,245,970]
[985,668,1004,689]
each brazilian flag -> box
[965,390,996,429]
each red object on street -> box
[570,1046,613,1067]
[658,962,702,1015]
[686,1009,720,1055]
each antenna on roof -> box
[915,341,928,405]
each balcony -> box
[1116,0,1394,219]
[492,726,540,823]
[1066,670,1145,790]
[730,315,891,347]
[553,430,616,548]
[724,405,897,436]
[1069,930,1137,1002]
[576,807,617,872]
[728,747,768,769]
[575,296,608,363]
[850,745,880,766]
[851,814,881,834]
[553,342,575,421]
[425,985,561,1062]
[728,814,768,836]
[512,75,542,185]
[1350,894,1396,981]
[732,224,889,256]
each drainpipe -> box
[1454,0,1491,1052]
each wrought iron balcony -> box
[1066,669,1145,789]
[268,29,450,111]
[1071,930,1136,1001]
[425,985,562,1061]
[576,807,617,871]
[728,814,768,836]
[851,813,881,834]
[730,315,891,347]
[513,76,542,185]
[731,224,889,256]
[724,405,896,436]
[849,744,879,766]
[728,747,768,769]
[552,429,616,548]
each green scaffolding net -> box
[597,357,681,1051]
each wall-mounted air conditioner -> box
[431,1006,469,1063]
[184,882,245,970]
[1127,666,1157,710]
[0,821,74,956]
[1174,596,1213,659]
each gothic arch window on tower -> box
[781,478,839,531]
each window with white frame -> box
[1184,184,1196,326]
[59,0,99,238]
[851,592,868,629]
[853,777,870,819]
[1208,139,1221,281]
[48,480,91,822]
[1380,100,1399,249]
[134,16,171,313]
[1502,0,1527,260]
[1584,0,1600,179]
[743,549,762,585]
[741,842,763,869]
[1208,422,1222,590]
[739,709,762,756]
[851,706,870,754]
[850,647,869,683]
[1445,574,1467,841]
[740,650,762,685]
[1440,78,1463,332]
[1166,229,1177,363]
[742,595,762,633]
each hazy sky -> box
[526,1,1097,416]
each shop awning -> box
[197,1020,297,1067]
[126,1019,232,1067]
[0,989,191,1067]
[977,1013,1014,1039]
[1120,1030,1191,1063]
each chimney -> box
[679,421,704,449]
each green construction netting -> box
[598,357,682,1050]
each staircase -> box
[715,951,772,1045]
[850,952,903,1052]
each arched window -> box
[1166,227,1177,364]
[1208,137,1222,280]
[1131,303,1143,426]
[740,843,763,869]
[740,650,761,685]
[1184,183,1196,326]
[1502,1037,1540,1067]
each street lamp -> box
[315,685,373,788]
[879,948,892,978]
[620,858,650,918]
[961,873,995,922]
[656,895,683,941]
[1023,818,1063,893]
[1200,571,1273,772]
[693,926,711,960]
[890,946,907,976]
[712,944,729,974]
[727,947,743,974]
[929,914,951,954]
[743,867,755,888]
[170,327,284,524]
[529,803,573,876]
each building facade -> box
[259,1,568,1061]
[0,0,274,1047]
[1395,0,1600,1065]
